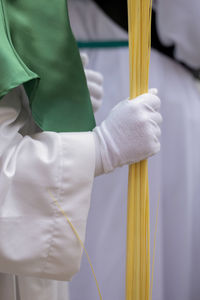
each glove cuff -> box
[93,124,119,175]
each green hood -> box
[0,0,95,132]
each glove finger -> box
[151,140,161,155]
[91,96,102,113]
[149,119,161,136]
[133,93,160,111]
[85,69,104,85]
[154,124,161,138]
[149,88,158,96]
[87,81,103,100]
[145,94,161,111]
[80,52,89,68]
[151,111,163,125]
[150,120,161,141]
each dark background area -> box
[93,0,175,59]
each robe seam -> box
[42,135,62,276]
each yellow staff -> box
[126,1,153,300]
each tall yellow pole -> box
[126,1,152,300]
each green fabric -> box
[0,0,95,132]
[78,40,129,49]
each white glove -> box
[93,91,162,176]
[80,52,103,113]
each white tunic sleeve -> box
[0,87,95,281]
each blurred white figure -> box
[68,1,200,300]
[157,0,200,68]
[155,1,200,299]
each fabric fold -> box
[0,0,95,132]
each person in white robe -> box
[0,3,162,299]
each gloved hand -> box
[80,52,103,113]
[93,90,162,176]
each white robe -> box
[0,85,96,299]
[156,0,200,68]
[68,1,200,300]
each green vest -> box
[0,0,95,132]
